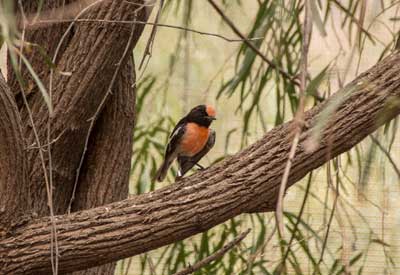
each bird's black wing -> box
[153,121,186,182]
[165,120,186,157]
[177,129,216,177]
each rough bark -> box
[8,0,75,103]
[20,0,146,217]
[5,1,148,274]
[0,73,27,236]
[69,59,137,275]
[71,59,136,212]
[2,50,400,275]
[6,0,75,229]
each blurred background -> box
[2,0,400,274]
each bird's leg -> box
[175,169,183,182]
[177,169,183,177]
[195,163,205,170]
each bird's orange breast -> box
[179,123,210,157]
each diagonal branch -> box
[2,51,400,274]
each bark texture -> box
[69,59,137,275]
[21,0,146,216]
[4,1,148,274]
[0,74,27,236]
[71,59,136,212]
[2,50,400,275]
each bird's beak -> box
[207,116,216,120]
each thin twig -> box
[276,0,312,237]
[67,8,142,214]
[12,60,59,275]
[202,49,236,100]
[207,0,297,86]
[315,159,340,272]
[138,0,163,70]
[27,18,263,43]
[26,128,67,150]
[123,257,134,275]
[43,0,104,215]
[45,13,58,275]
[171,229,251,275]
[17,2,59,274]
[246,217,276,274]
[280,173,313,269]
[183,2,191,113]
[147,256,157,275]
[369,134,400,179]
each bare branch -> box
[138,0,163,70]
[26,19,263,43]
[369,134,400,179]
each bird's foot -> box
[195,163,205,170]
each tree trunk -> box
[1,49,400,274]
[5,0,148,274]
[0,73,27,236]
[17,0,146,216]
[69,59,137,275]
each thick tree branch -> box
[68,59,137,275]
[18,0,147,216]
[0,73,27,235]
[2,51,400,274]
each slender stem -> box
[207,0,298,86]
[276,0,312,238]
[171,229,250,275]
[27,19,263,43]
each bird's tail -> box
[153,159,173,182]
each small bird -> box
[154,105,217,182]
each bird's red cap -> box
[206,105,216,118]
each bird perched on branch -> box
[154,105,217,182]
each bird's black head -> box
[185,105,216,127]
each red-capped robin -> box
[154,105,217,182]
